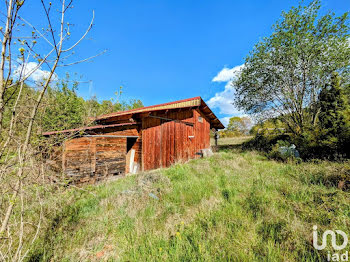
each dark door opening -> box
[127,137,137,152]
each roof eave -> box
[199,98,224,129]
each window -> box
[198,116,203,123]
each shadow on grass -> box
[216,143,244,152]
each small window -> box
[198,116,203,123]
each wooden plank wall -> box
[63,137,95,182]
[63,135,127,183]
[193,109,210,150]
[52,109,211,180]
[142,109,210,171]
[107,128,142,173]
[94,137,126,178]
[48,127,142,183]
[142,116,162,170]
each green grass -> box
[23,145,350,262]
[210,136,253,146]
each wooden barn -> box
[43,97,224,183]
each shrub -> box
[242,134,292,152]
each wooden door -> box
[160,120,194,168]
[142,117,194,171]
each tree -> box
[84,94,144,120]
[0,0,99,258]
[249,118,286,135]
[318,73,350,156]
[41,76,86,132]
[227,116,252,135]
[234,0,350,136]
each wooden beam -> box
[149,115,194,126]
[84,135,139,138]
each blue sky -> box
[21,0,349,127]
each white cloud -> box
[207,64,245,119]
[14,62,58,82]
[212,64,244,82]
[207,82,241,115]
[219,116,232,127]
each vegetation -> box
[1,0,349,260]
[219,116,252,138]
[234,0,349,135]
[0,1,91,254]
[234,0,350,159]
[244,73,350,160]
[249,118,286,136]
[317,73,350,157]
[13,144,348,261]
[41,79,143,132]
[0,1,143,259]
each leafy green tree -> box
[250,118,286,135]
[234,0,350,136]
[227,116,252,135]
[40,77,144,131]
[344,83,350,104]
[84,96,143,120]
[41,78,85,132]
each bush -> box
[295,74,350,160]
[242,134,292,152]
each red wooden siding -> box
[142,109,210,171]
[193,109,210,150]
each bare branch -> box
[62,10,94,52]
[17,15,54,47]
[40,0,58,55]
[59,49,106,67]
[0,0,14,131]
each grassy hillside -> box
[26,146,350,261]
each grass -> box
[210,136,253,146]
[17,139,350,261]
